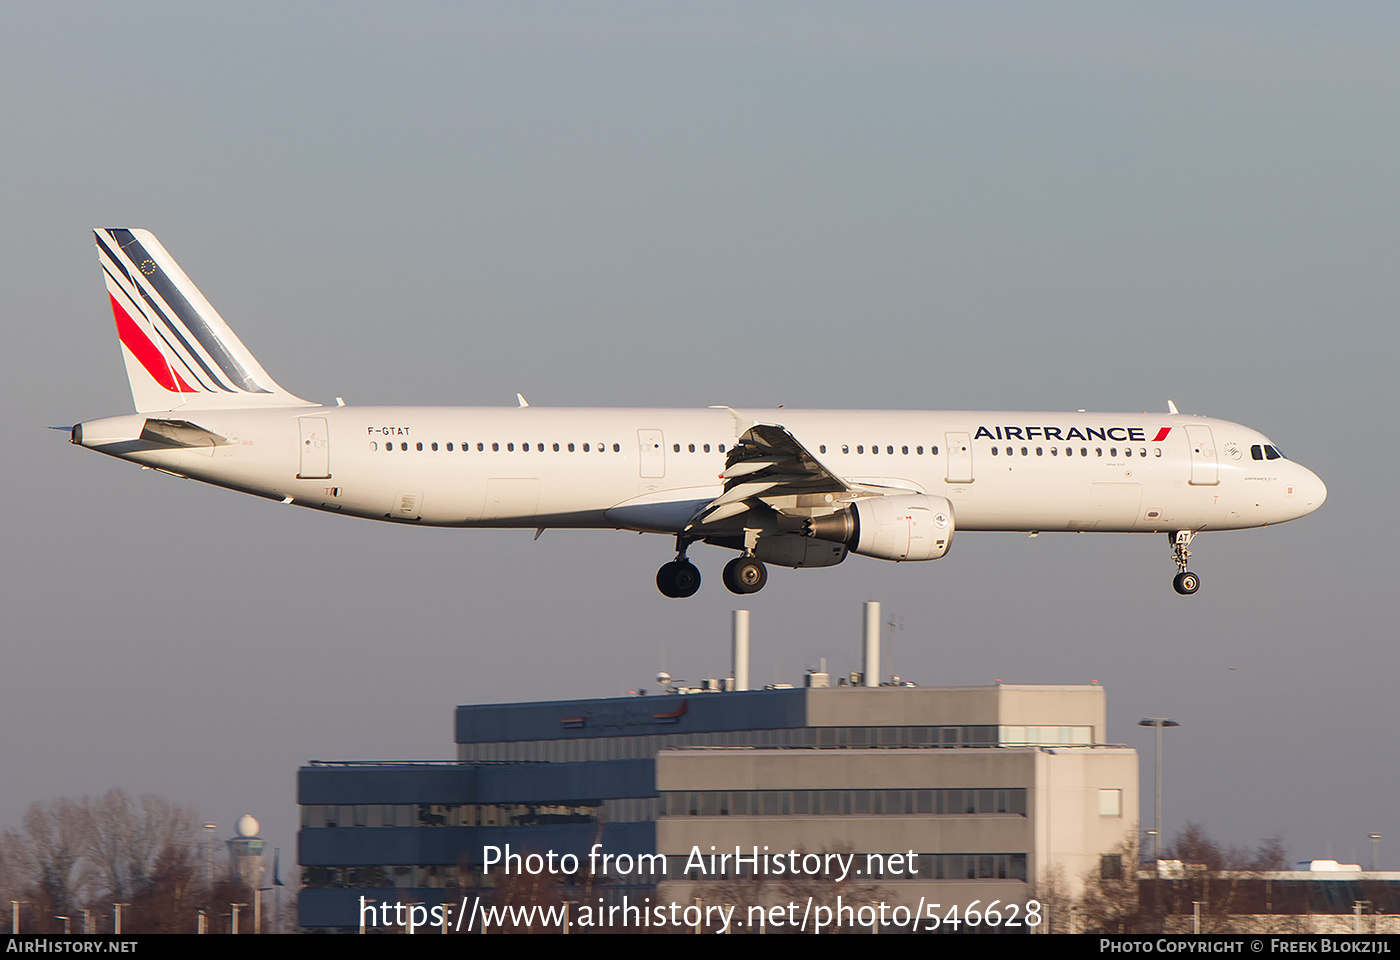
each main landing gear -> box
[1170,530,1200,595]
[722,556,767,595]
[656,535,701,598]
[656,559,701,598]
[655,537,770,598]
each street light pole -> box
[1139,718,1180,860]
[203,822,217,890]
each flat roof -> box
[454,684,1108,744]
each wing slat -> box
[685,423,849,531]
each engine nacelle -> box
[753,534,848,569]
[805,494,954,562]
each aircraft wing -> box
[687,423,849,527]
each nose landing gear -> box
[1170,531,1200,595]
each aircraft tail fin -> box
[95,229,314,413]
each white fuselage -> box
[74,405,1326,537]
[77,228,1328,597]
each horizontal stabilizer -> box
[139,418,230,448]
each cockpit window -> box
[1252,444,1285,461]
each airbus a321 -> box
[71,229,1326,598]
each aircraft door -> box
[638,429,665,479]
[298,417,330,479]
[1185,425,1219,486]
[945,432,973,483]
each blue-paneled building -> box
[299,683,1135,930]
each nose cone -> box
[1298,465,1327,515]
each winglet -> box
[1167,400,1179,415]
[708,405,755,434]
[516,393,530,408]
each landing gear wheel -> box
[656,560,701,599]
[1169,531,1199,596]
[1173,571,1200,595]
[722,556,768,595]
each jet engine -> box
[804,494,954,561]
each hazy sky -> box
[2,2,1396,874]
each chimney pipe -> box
[863,601,880,687]
[732,610,750,691]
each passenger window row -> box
[373,441,624,453]
[818,444,941,456]
[366,438,1191,461]
[990,446,1162,459]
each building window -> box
[661,787,1026,818]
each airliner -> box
[71,229,1326,598]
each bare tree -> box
[124,823,203,933]
[486,869,571,933]
[1232,835,1288,871]
[1076,836,1149,933]
[0,832,19,929]
[697,870,786,933]
[775,846,891,933]
[1170,821,1226,870]
[83,789,198,905]
[1168,822,1288,872]
[1,798,89,930]
[1082,825,1298,934]
[0,790,204,934]
[1035,863,1078,934]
